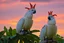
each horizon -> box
[0,0,64,37]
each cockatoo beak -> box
[52,14,57,16]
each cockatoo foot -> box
[20,29,30,35]
[49,38,57,43]
[51,39,57,43]
[44,37,57,43]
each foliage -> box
[54,34,64,43]
[0,26,64,43]
[0,26,40,43]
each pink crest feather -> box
[25,3,36,10]
[48,11,53,15]
[52,14,57,16]
[48,11,57,16]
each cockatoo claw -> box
[44,37,57,43]
[20,29,30,35]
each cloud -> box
[0,0,64,4]
[0,0,18,4]
[0,0,64,37]
[0,2,27,20]
[20,0,51,2]
[20,0,64,2]
[57,29,64,37]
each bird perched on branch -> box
[40,11,57,43]
[16,3,36,35]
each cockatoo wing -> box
[16,18,25,34]
[40,25,47,42]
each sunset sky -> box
[0,0,64,37]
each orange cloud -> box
[0,17,20,25]
[0,20,17,25]
[57,20,64,24]
[33,15,47,22]
[0,14,64,37]
[57,29,64,36]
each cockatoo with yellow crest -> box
[40,11,57,43]
[16,3,36,35]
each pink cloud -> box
[0,1,64,37]
[0,0,19,4]
[20,0,51,2]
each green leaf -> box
[8,35,18,43]
[12,29,16,36]
[54,34,64,43]
[24,34,40,43]
[21,34,34,43]
[30,34,40,43]
[9,27,12,36]
[4,26,7,32]
[4,26,10,36]
[0,31,5,38]
[30,30,40,33]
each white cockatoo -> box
[40,11,57,43]
[16,3,36,35]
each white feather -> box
[16,18,25,34]
[16,7,36,34]
[40,25,47,43]
[40,15,57,43]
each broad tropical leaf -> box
[0,31,5,38]
[30,30,40,33]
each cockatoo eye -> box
[48,16,51,20]
[33,10,36,14]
